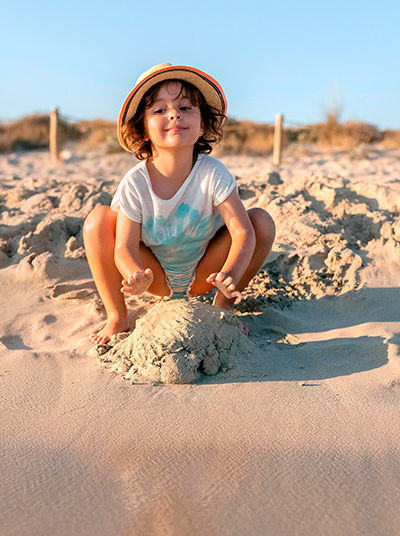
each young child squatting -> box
[83,63,276,344]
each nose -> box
[168,107,181,120]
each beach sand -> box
[1,144,400,535]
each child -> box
[83,63,275,345]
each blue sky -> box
[1,0,399,129]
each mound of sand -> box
[97,299,252,384]
[0,156,116,280]
[235,172,400,311]
[1,149,399,303]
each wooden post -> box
[49,108,60,162]
[273,113,283,165]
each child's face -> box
[143,82,204,154]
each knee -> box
[83,205,115,238]
[248,208,276,248]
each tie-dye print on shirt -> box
[111,154,237,276]
[142,203,216,273]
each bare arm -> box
[206,189,255,298]
[114,210,153,295]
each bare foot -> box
[121,268,153,296]
[89,316,130,345]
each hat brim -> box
[117,65,227,152]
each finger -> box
[121,282,133,291]
[222,276,233,286]
[133,272,145,282]
[227,283,236,291]
[144,268,153,279]
[206,273,217,282]
[216,272,226,282]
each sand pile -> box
[235,172,400,310]
[0,182,112,279]
[0,151,121,278]
[97,299,251,384]
[1,148,399,303]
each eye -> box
[154,108,165,114]
[180,105,191,111]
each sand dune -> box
[1,145,400,535]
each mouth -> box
[167,126,186,133]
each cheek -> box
[197,112,204,131]
[145,117,161,136]
[191,111,202,130]
[142,116,150,135]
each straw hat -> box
[117,63,227,152]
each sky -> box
[1,0,399,129]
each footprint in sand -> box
[50,280,97,301]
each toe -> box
[90,324,105,341]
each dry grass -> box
[0,114,81,153]
[0,115,121,154]
[295,113,383,150]
[74,119,122,152]
[0,113,398,155]
[217,119,287,156]
[217,113,387,155]
[381,129,400,149]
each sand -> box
[1,143,400,535]
[97,299,253,384]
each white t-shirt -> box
[111,153,237,277]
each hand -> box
[206,272,243,300]
[121,268,153,295]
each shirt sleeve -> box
[110,172,142,223]
[211,160,237,206]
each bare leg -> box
[83,206,170,344]
[190,208,276,309]
[83,206,275,341]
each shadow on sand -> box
[198,287,400,385]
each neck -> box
[148,146,196,181]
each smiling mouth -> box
[167,127,186,132]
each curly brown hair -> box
[120,79,225,160]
